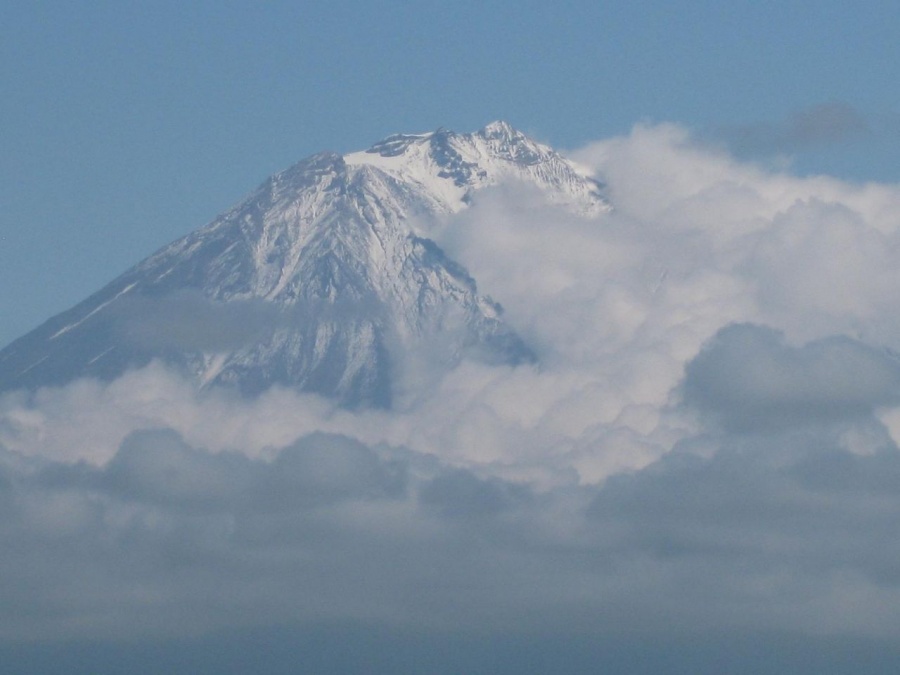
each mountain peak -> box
[345,122,609,217]
[479,119,519,139]
[0,122,607,406]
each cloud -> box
[112,290,383,352]
[5,121,900,667]
[682,323,900,432]
[419,467,531,519]
[714,101,870,156]
[260,432,407,509]
[102,428,258,510]
[3,420,900,649]
[586,435,900,636]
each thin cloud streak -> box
[712,101,871,157]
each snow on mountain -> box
[344,120,608,218]
[0,122,608,407]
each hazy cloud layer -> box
[2,423,900,645]
[113,291,383,352]
[714,101,870,156]
[4,122,900,665]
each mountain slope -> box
[0,122,607,407]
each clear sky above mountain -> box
[3,1,900,346]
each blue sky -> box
[2,1,900,347]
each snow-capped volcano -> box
[0,122,607,407]
[344,120,608,218]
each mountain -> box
[0,122,608,407]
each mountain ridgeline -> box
[0,122,608,407]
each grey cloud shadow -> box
[419,467,533,520]
[587,430,900,586]
[29,429,409,516]
[681,323,900,434]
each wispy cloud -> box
[713,101,870,157]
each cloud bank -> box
[4,122,900,669]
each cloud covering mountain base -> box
[4,123,900,668]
